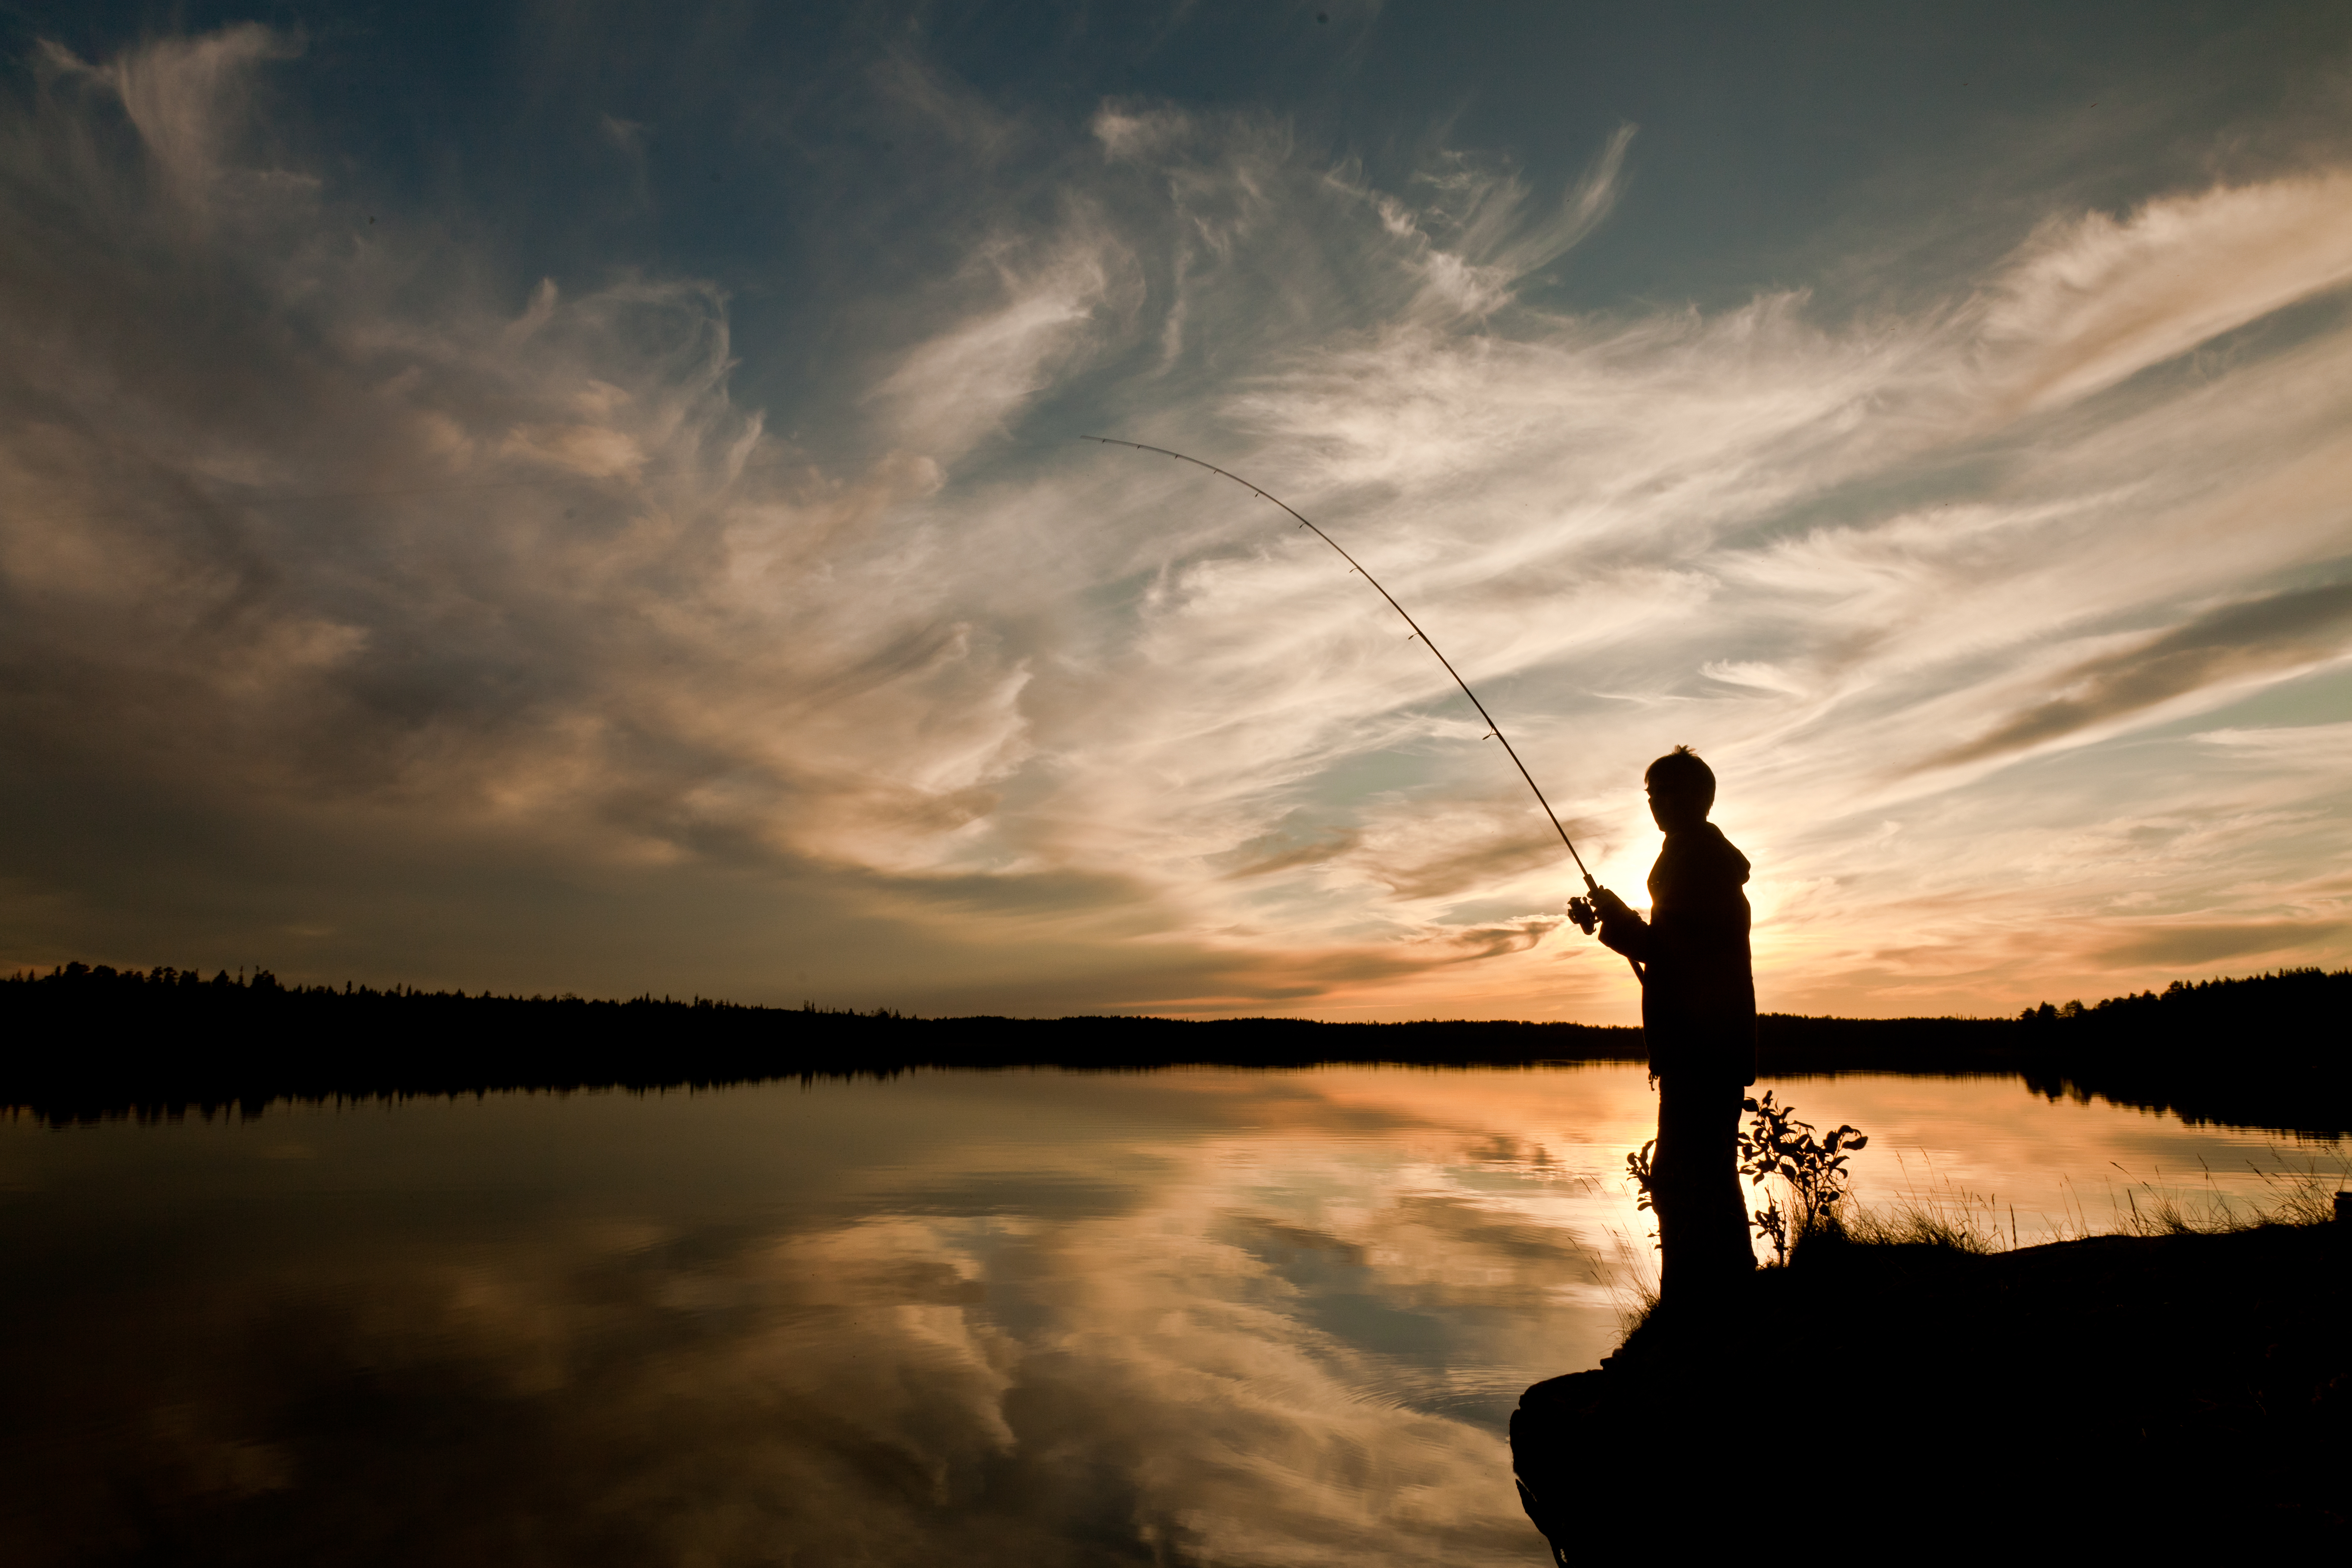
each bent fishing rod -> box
[1086,436,1641,981]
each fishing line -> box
[1087,437,1635,973]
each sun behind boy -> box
[1569,746,1758,1297]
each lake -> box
[1,1065,2337,1566]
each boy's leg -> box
[1651,1073,1753,1298]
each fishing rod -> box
[1086,436,1640,979]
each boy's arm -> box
[1589,887,1652,963]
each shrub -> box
[1737,1092,1867,1263]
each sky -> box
[2,0,2349,1021]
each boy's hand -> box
[1567,887,1632,934]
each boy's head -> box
[1645,745,1714,831]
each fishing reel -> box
[1565,895,1599,935]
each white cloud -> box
[869,219,1139,460]
[3,28,2349,1014]
[1978,171,2352,416]
[2192,720,2352,768]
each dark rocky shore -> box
[1512,1221,2349,1554]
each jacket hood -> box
[1663,822,1750,886]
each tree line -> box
[2011,967,2348,1135]
[4,960,2343,1136]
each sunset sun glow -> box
[4,5,2348,1020]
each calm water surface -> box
[1,1066,2336,1566]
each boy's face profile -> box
[1647,782,1710,833]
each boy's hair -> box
[1645,745,1715,810]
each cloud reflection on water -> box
[0,1067,2338,1565]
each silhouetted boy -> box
[1572,746,1757,1297]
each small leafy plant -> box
[1623,1139,1657,1214]
[1750,1190,1788,1265]
[1623,1139,1659,1249]
[1737,1092,1868,1264]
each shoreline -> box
[9,964,2347,1135]
[1512,1220,2351,1550]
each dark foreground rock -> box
[1512,1223,2349,1556]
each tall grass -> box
[2106,1153,2343,1236]
[1603,1225,1662,1337]
[1809,1146,2348,1260]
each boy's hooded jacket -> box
[1597,823,1758,1083]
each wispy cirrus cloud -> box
[1928,581,2352,768]
[1979,170,2352,416]
[2,23,2349,1016]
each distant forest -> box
[3,962,2344,1137]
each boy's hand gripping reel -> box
[1566,875,1604,936]
[1566,877,1644,983]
